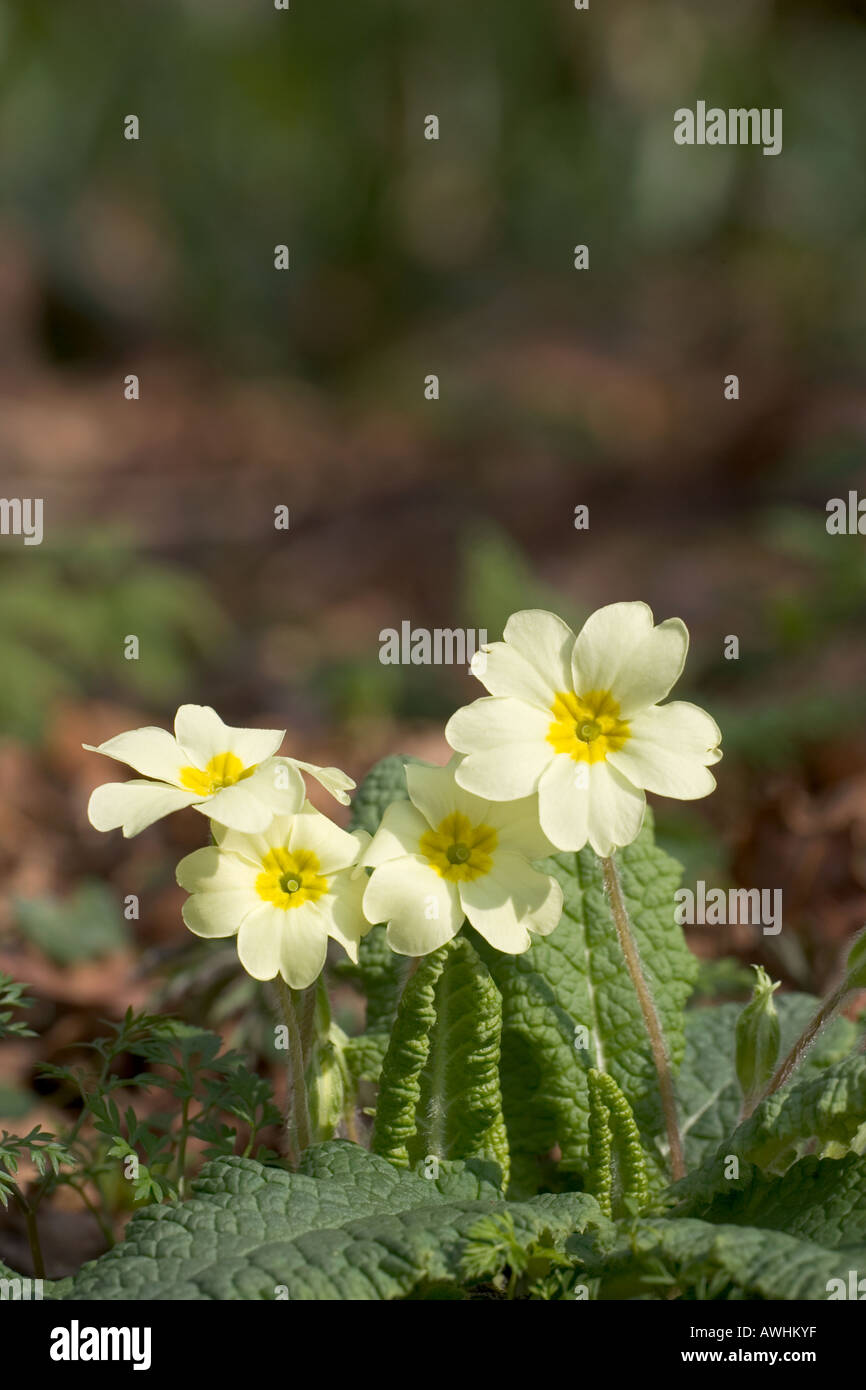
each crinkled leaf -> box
[581,1215,866,1301]
[66,1143,605,1300]
[372,937,509,1185]
[674,1053,866,1211]
[477,811,695,1192]
[693,1152,866,1247]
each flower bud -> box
[736,965,781,1105]
[844,929,866,991]
[308,1025,350,1143]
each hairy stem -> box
[276,976,312,1162]
[756,983,850,1108]
[601,855,685,1182]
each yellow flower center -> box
[546,690,630,764]
[418,810,498,883]
[179,751,256,796]
[255,847,328,910]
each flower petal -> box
[447,699,553,799]
[83,728,186,785]
[202,782,284,833]
[405,757,491,829]
[236,903,285,980]
[363,855,462,956]
[87,780,200,837]
[458,872,533,954]
[484,795,557,861]
[291,760,356,806]
[501,609,576,693]
[174,704,284,769]
[469,641,558,710]
[607,701,721,799]
[318,872,373,965]
[536,755,593,852]
[242,759,306,815]
[175,846,258,944]
[287,803,361,874]
[585,760,646,857]
[572,602,688,717]
[277,905,329,988]
[362,799,430,868]
[459,851,561,952]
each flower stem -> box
[601,855,685,1182]
[276,976,312,1162]
[754,982,850,1109]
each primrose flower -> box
[361,757,563,957]
[85,704,355,836]
[176,803,370,988]
[445,605,721,857]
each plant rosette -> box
[445,603,722,855]
[85,703,355,836]
[361,755,562,956]
[176,801,371,988]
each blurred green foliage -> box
[14,881,130,965]
[1,0,864,373]
[0,534,228,739]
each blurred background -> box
[1,0,866,1265]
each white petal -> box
[318,872,373,965]
[446,698,553,799]
[585,761,646,857]
[291,760,356,806]
[174,704,284,769]
[469,640,558,710]
[237,904,285,980]
[242,759,306,815]
[458,874,532,954]
[524,875,564,937]
[502,610,576,693]
[176,846,259,943]
[87,780,200,837]
[572,602,688,718]
[362,799,430,868]
[363,855,462,956]
[201,782,282,833]
[287,803,361,874]
[536,755,591,852]
[83,728,186,785]
[484,795,557,861]
[607,701,721,799]
[176,845,259,894]
[460,852,562,943]
[277,905,329,988]
[405,758,490,828]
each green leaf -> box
[372,937,509,1186]
[476,810,695,1192]
[693,1153,866,1247]
[674,1053,866,1211]
[584,1216,866,1301]
[677,994,856,1169]
[65,1143,607,1300]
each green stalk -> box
[275,976,312,1162]
[601,855,685,1182]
